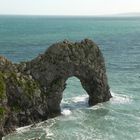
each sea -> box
[0,16,140,140]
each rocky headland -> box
[0,39,111,139]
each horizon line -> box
[0,14,140,17]
[0,12,140,17]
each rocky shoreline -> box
[0,39,111,139]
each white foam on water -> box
[46,130,54,137]
[72,95,88,103]
[61,109,72,116]
[45,128,54,139]
[89,103,104,110]
[61,99,69,104]
[34,118,55,128]
[110,91,132,104]
[63,91,131,106]
[16,124,32,133]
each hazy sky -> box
[0,0,140,15]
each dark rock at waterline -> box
[0,39,111,138]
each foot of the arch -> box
[48,108,61,118]
[88,92,112,106]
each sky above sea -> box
[0,0,140,16]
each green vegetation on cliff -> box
[0,72,6,99]
[0,107,5,118]
[10,72,40,98]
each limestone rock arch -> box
[26,39,111,115]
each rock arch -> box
[0,39,111,137]
[26,39,111,115]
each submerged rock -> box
[0,39,111,138]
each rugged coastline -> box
[0,39,111,139]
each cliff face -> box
[0,56,48,138]
[0,39,111,138]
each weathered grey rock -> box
[0,39,111,139]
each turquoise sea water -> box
[0,16,140,140]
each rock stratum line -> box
[0,39,111,138]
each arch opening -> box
[61,76,88,114]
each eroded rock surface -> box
[0,39,111,138]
